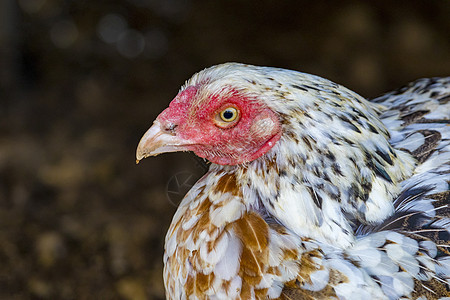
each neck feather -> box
[209,124,414,248]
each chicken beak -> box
[136,121,187,164]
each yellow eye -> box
[214,106,240,128]
[219,107,238,122]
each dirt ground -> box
[0,0,449,299]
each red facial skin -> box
[156,86,281,165]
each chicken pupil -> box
[223,110,234,120]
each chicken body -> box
[137,63,450,299]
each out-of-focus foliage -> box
[0,0,449,298]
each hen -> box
[136,63,450,299]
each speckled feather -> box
[144,64,449,299]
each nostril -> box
[165,123,178,133]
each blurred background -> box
[0,0,449,298]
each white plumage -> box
[137,63,450,299]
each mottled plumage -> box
[136,63,449,299]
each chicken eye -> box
[220,107,238,122]
[214,106,240,128]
